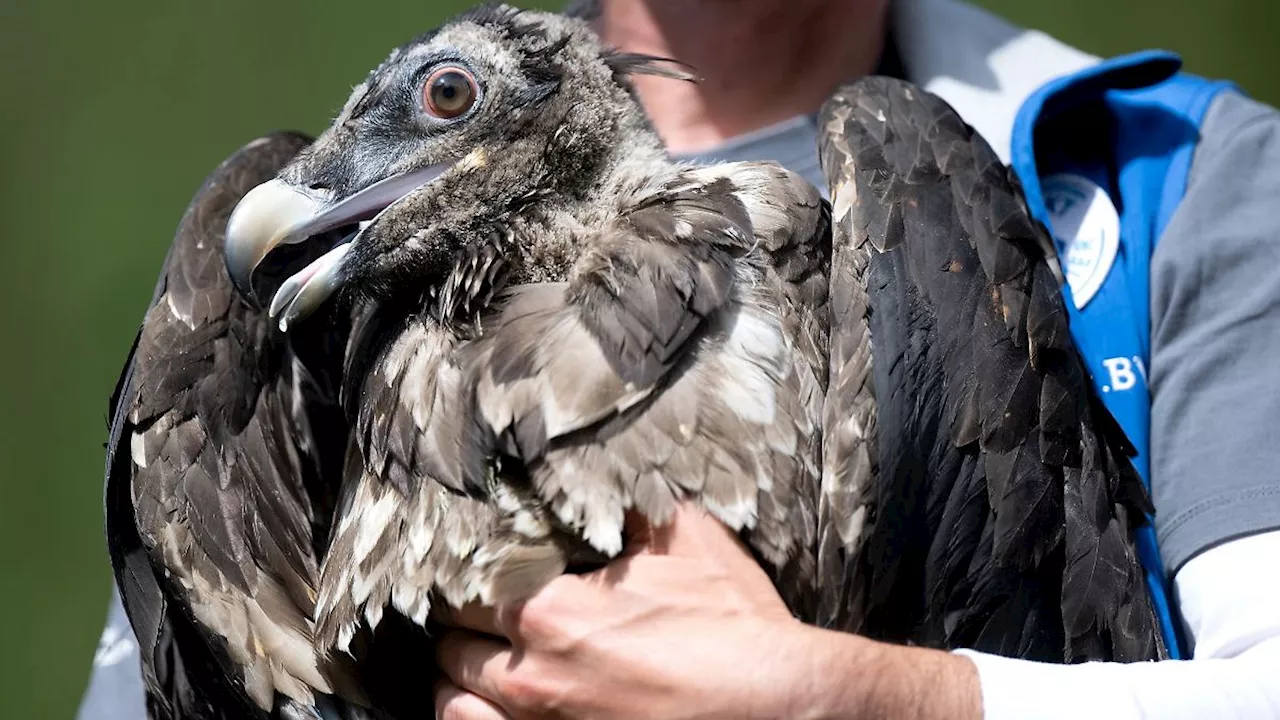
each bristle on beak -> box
[603,52,701,83]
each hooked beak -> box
[224,162,452,331]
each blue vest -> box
[1009,51,1236,659]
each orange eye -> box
[422,66,478,119]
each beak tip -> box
[223,179,328,302]
[223,245,257,302]
[223,189,269,301]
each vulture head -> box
[225,5,689,328]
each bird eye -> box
[422,66,478,119]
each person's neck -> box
[593,0,889,154]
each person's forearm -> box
[958,531,1280,720]
[789,624,982,720]
[957,643,1280,719]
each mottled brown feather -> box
[316,163,830,653]
[107,133,366,717]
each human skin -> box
[592,0,891,154]
[433,1,983,717]
[433,507,982,719]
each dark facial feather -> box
[603,51,702,83]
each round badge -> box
[1042,173,1121,310]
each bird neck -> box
[591,0,889,154]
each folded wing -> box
[816,76,1162,661]
[314,163,831,648]
[106,132,363,718]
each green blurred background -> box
[1,0,1276,716]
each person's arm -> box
[434,91,1280,720]
[435,504,981,720]
[960,531,1280,718]
[432,515,1280,720]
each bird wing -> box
[106,132,362,718]
[315,312,543,652]
[467,164,829,595]
[313,163,831,647]
[816,76,1162,661]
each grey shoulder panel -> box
[1150,90,1280,575]
[673,116,826,198]
[77,589,147,720]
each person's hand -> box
[433,503,982,720]
[433,503,827,719]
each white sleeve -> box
[955,530,1280,720]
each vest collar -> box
[893,0,1099,162]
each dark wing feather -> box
[106,132,363,718]
[106,261,249,720]
[817,76,1162,661]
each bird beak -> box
[224,163,452,330]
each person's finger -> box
[435,677,512,720]
[437,629,517,707]
[446,574,599,644]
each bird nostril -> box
[308,182,331,191]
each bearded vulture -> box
[103,5,1161,718]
